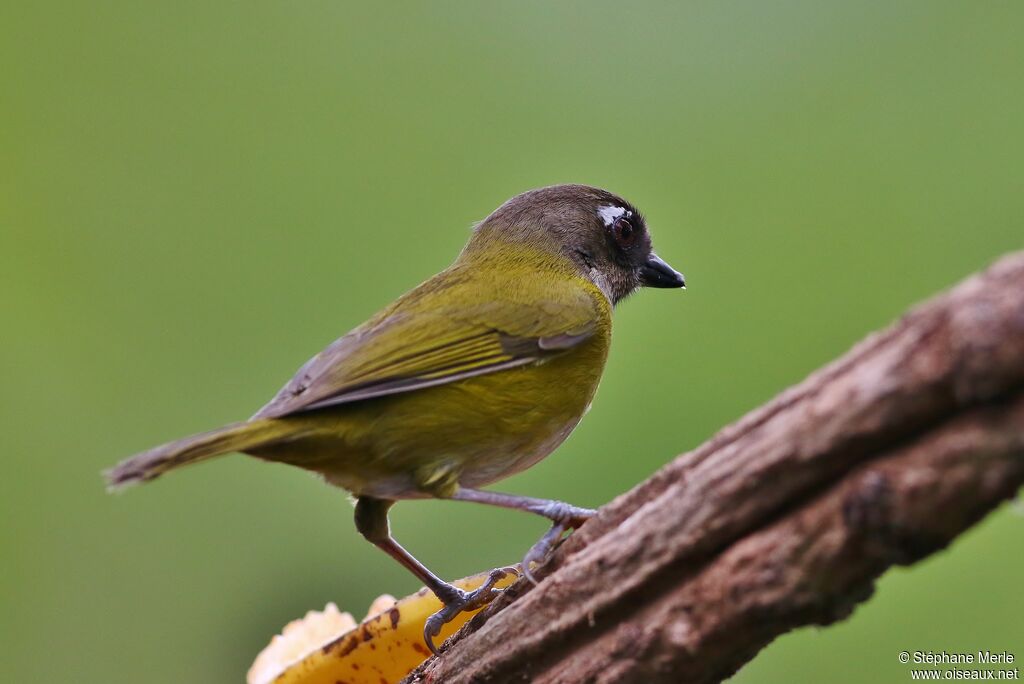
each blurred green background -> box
[2,2,1021,682]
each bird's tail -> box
[105,419,289,491]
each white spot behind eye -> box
[597,205,627,227]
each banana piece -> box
[248,569,519,684]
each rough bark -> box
[404,251,1024,684]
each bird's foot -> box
[522,505,597,584]
[540,502,597,529]
[423,565,519,654]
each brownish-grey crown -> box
[469,184,684,303]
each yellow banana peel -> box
[248,569,519,684]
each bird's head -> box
[469,184,685,304]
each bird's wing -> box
[253,274,603,419]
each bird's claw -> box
[522,507,596,585]
[540,502,597,529]
[421,504,597,653]
[521,522,566,585]
[423,566,519,654]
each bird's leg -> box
[353,496,515,654]
[451,488,597,583]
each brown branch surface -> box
[404,252,1024,684]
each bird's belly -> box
[251,346,604,499]
[456,414,582,488]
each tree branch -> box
[404,251,1024,684]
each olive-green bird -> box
[106,184,685,651]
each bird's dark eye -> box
[612,216,637,249]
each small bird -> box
[106,184,684,652]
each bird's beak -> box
[640,253,686,289]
